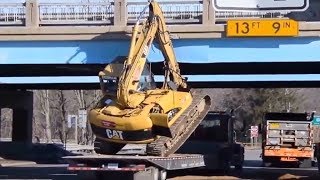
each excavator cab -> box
[135,63,157,92]
[98,57,157,95]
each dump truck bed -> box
[266,120,312,147]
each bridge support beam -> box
[26,0,40,27]
[0,110,1,139]
[114,0,127,26]
[202,0,215,25]
[0,90,33,144]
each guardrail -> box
[0,3,25,25]
[127,0,203,24]
[39,2,114,25]
[0,0,317,40]
[0,0,302,27]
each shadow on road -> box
[168,159,320,180]
[236,168,319,180]
[168,168,320,180]
[244,160,263,167]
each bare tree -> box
[1,108,12,139]
[50,90,74,144]
[35,90,52,143]
[74,90,102,145]
[74,90,86,144]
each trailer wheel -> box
[94,139,125,155]
[134,167,166,180]
[159,169,167,180]
[150,167,167,180]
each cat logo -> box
[106,129,124,140]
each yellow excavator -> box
[89,0,211,157]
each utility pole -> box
[75,117,78,144]
[79,109,87,144]
[68,115,78,144]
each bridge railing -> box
[38,2,114,25]
[0,3,25,26]
[0,0,318,34]
[214,11,289,24]
[126,0,203,24]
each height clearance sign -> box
[213,0,309,12]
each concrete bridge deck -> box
[0,0,318,40]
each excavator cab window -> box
[137,63,157,92]
[101,76,118,94]
[94,76,118,109]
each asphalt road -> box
[0,148,319,180]
[168,149,320,180]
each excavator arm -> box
[117,1,188,108]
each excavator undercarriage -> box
[147,93,211,156]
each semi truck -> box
[177,110,244,172]
[259,112,314,167]
[63,110,244,180]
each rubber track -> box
[146,92,211,156]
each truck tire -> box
[262,162,272,167]
[159,170,167,180]
[235,147,244,171]
[299,159,312,168]
[262,156,273,167]
[94,139,125,155]
[222,161,231,174]
[235,164,243,171]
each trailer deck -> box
[63,153,205,171]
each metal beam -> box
[2,62,320,77]
[2,81,320,90]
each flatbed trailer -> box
[63,153,205,180]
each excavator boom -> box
[117,1,188,108]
